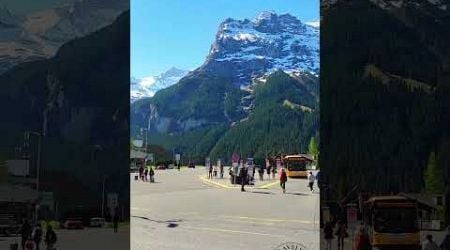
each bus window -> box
[373,208,418,233]
[287,161,306,171]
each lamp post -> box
[101,175,107,218]
[26,131,42,222]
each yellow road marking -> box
[181,226,284,237]
[258,181,279,189]
[199,175,231,188]
[199,175,279,189]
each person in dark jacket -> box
[45,225,57,250]
[149,167,155,182]
[280,168,287,193]
[113,209,119,233]
[32,223,42,250]
[18,219,32,250]
[220,164,224,179]
[138,166,144,181]
[240,166,248,192]
[324,222,334,250]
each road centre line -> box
[130,209,313,225]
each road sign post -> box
[107,193,118,218]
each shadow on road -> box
[132,215,182,228]
[286,192,309,196]
[250,191,275,195]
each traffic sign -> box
[175,154,181,164]
[146,153,154,162]
[231,153,239,163]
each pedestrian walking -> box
[271,164,276,180]
[423,234,439,250]
[149,166,155,182]
[113,210,119,233]
[308,171,315,192]
[144,167,148,182]
[213,165,218,177]
[280,168,287,193]
[138,165,144,181]
[31,223,42,250]
[208,165,213,179]
[354,222,369,250]
[44,225,57,250]
[258,166,264,181]
[316,171,322,190]
[240,165,247,192]
[335,220,348,250]
[18,219,32,250]
[324,221,334,250]
[220,164,224,178]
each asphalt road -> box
[131,168,320,250]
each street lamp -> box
[101,175,107,218]
[25,131,42,223]
[25,131,42,193]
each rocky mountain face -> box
[130,67,188,103]
[0,0,128,74]
[0,11,130,212]
[201,11,319,87]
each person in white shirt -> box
[308,172,315,192]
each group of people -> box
[207,164,224,179]
[138,165,155,182]
[323,220,353,250]
[18,219,57,250]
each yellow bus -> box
[282,155,313,178]
[363,196,420,250]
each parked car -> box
[89,217,105,227]
[156,165,167,170]
[63,218,84,229]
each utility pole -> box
[101,175,106,218]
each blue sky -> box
[131,0,319,78]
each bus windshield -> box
[373,208,418,233]
[287,160,306,171]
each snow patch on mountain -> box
[130,67,188,102]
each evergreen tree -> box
[308,136,319,159]
[424,152,445,194]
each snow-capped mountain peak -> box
[131,67,188,102]
[203,11,319,86]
